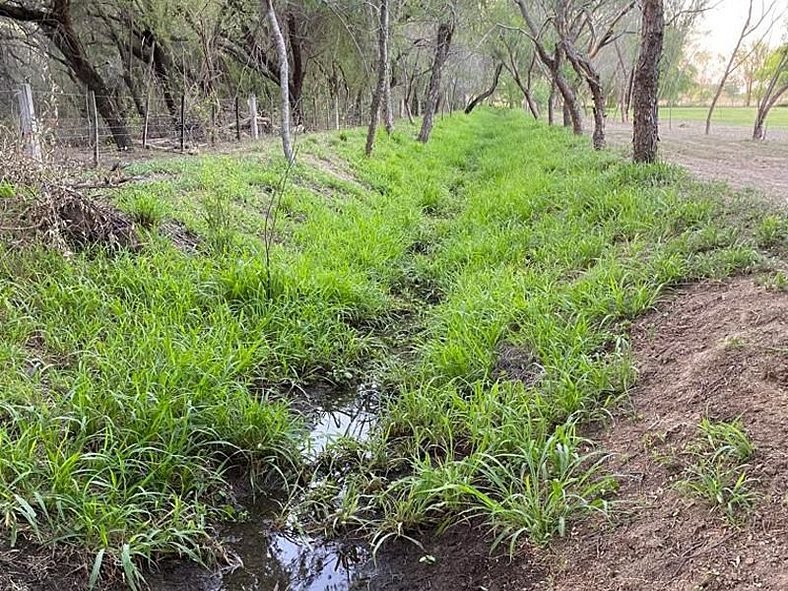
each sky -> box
[693,0,788,60]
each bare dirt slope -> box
[544,277,788,591]
[608,121,788,208]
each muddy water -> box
[146,384,379,591]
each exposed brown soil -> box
[607,121,788,208]
[543,277,788,590]
[361,523,546,591]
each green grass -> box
[662,105,788,129]
[0,109,781,588]
[678,419,758,521]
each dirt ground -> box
[542,277,788,591]
[607,121,788,208]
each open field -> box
[659,106,788,129]
[1,110,788,590]
[608,117,788,206]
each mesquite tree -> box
[753,43,788,140]
[366,0,391,155]
[0,0,133,149]
[633,0,665,163]
[418,21,454,143]
[514,0,583,134]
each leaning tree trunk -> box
[753,84,788,140]
[632,0,664,163]
[265,0,294,163]
[464,63,503,114]
[418,22,453,143]
[366,0,390,155]
[753,47,788,140]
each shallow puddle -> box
[146,383,379,591]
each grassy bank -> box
[0,109,784,588]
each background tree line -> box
[0,0,785,157]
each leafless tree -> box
[514,0,583,134]
[633,0,665,163]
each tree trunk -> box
[381,0,393,134]
[366,0,390,155]
[464,63,502,114]
[752,46,788,140]
[548,77,555,125]
[265,0,294,163]
[286,13,306,127]
[418,22,453,143]
[632,0,664,163]
[753,83,788,140]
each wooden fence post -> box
[235,96,241,141]
[88,90,99,166]
[17,84,41,160]
[249,94,258,139]
[179,94,185,152]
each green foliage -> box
[678,419,758,521]
[0,181,16,198]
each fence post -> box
[17,84,41,160]
[179,94,185,152]
[235,96,241,141]
[248,94,258,139]
[88,90,99,167]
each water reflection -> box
[148,382,378,591]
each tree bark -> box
[286,13,306,126]
[418,22,453,143]
[548,77,555,125]
[633,0,665,163]
[265,0,294,163]
[464,63,502,114]
[366,0,390,155]
[380,0,393,134]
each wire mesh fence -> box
[0,85,388,166]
